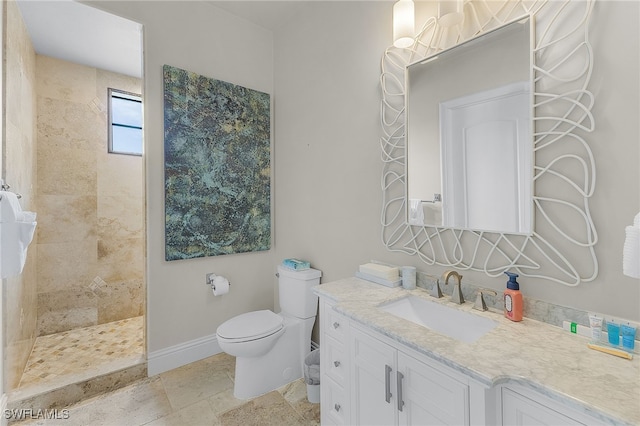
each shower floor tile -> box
[18,316,144,389]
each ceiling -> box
[16,0,310,79]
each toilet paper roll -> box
[212,276,230,296]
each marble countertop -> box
[314,277,640,425]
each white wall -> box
[89,0,638,370]
[88,1,277,367]
[274,0,639,321]
[273,1,410,284]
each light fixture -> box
[438,0,464,28]
[393,0,415,48]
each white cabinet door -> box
[350,326,398,426]
[502,388,584,425]
[398,352,469,425]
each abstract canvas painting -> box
[163,65,271,260]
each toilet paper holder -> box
[206,273,231,291]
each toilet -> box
[216,265,322,399]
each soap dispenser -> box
[504,271,523,322]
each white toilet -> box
[216,265,322,399]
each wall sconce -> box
[393,0,415,48]
[438,0,464,27]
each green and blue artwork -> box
[163,65,271,261]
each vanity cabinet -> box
[320,299,351,425]
[351,325,469,426]
[320,298,471,426]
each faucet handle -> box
[474,289,497,311]
[430,279,443,298]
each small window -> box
[109,88,143,156]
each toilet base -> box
[232,315,313,399]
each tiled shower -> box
[4,2,146,402]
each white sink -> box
[378,295,498,343]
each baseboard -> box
[147,333,222,376]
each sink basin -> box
[378,295,498,343]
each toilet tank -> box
[277,265,322,319]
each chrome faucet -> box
[442,270,464,304]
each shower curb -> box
[6,361,147,423]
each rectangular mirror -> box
[406,17,533,234]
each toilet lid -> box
[217,310,284,341]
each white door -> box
[440,82,531,233]
[350,327,397,426]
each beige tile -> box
[218,391,306,426]
[144,399,220,426]
[37,143,97,196]
[37,307,98,336]
[36,240,97,293]
[97,235,143,263]
[19,317,144,390]
[37,95,104,152]
[208,388,245,417]
[278,380,320,425]
[36,55,97,104]
[36,195,97,244]
[96,237,144,284]
[58,377,171,426]
[97,150,144,198]
[97,279,144,324]
[98,194,144,240]
[159,356,234,411]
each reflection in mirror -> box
[406,17,532,234]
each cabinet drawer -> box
[325,307,348,343]
[324,335,348,384]
[322,376,349,425]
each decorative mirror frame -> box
[380,0,596,286]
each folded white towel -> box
[0,192,37,279]
[359,263,399,281]
[408,199,424,226]
[622,213,640,279]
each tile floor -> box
[15,353,321,426]
[18,317,145,389]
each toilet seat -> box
[217,310,284,342]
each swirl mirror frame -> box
[380,0,597,286]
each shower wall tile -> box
[97,151,144,199]
[37,143,97,196]
[97,237,144,282]
[97,279,145,324]
[98,195,144,240]
[37,96,103,152]
[36,55,96,104]
[37,194,97,243]
[35,55,143,337]
[37,289,98,336]
[4,0,39,391]
[37,308,98,336]
[36,240,98,294]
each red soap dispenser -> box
[504,271,523,322]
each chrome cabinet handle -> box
[397,371,405,412]
[385,364,393,403]
[334,403,341,412]
[333,322,340,329]
[334,360,341,367]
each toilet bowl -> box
[217,310,285,358]
[216,266,322,399]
